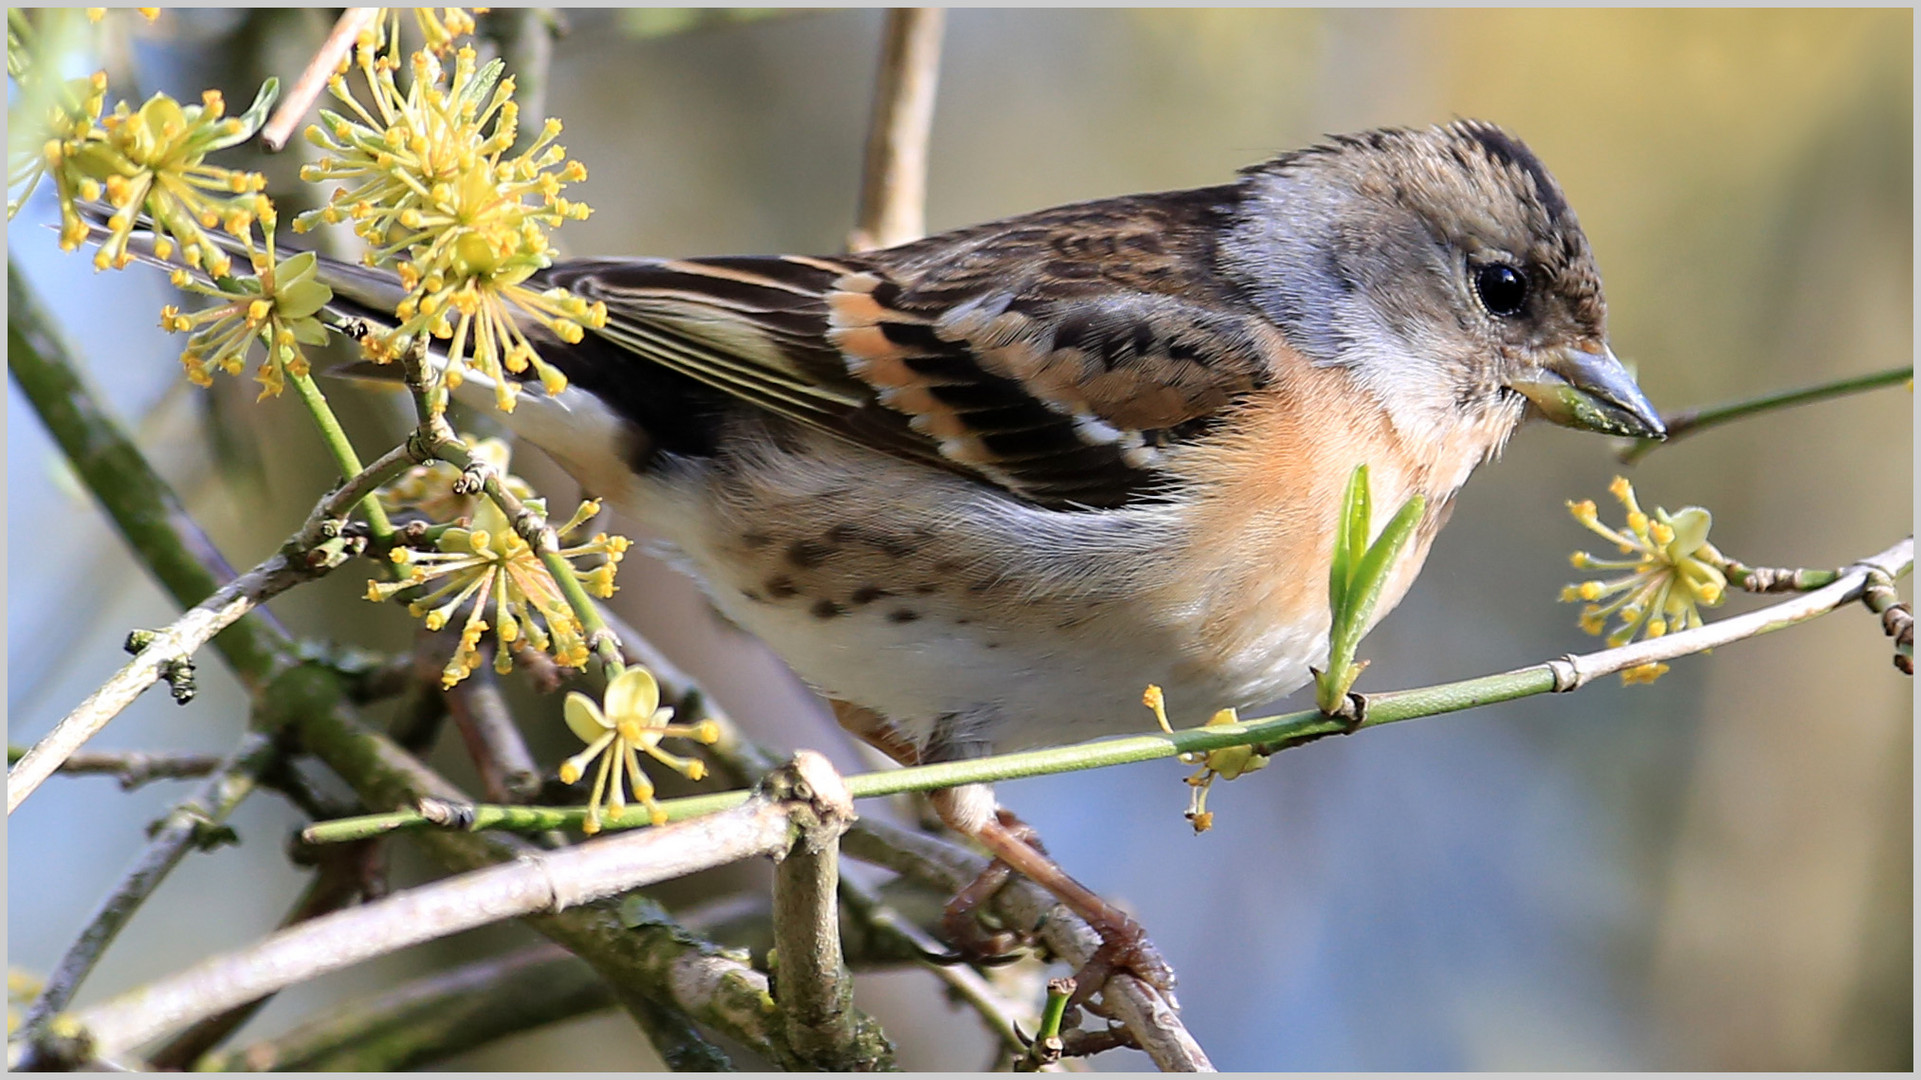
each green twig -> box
[290,371,394,540]
[302,534,1911,846]
[1620,365,1912,464]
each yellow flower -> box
[366,494,628,687]
[9,65,108,225]
[1144,684,1264,833]
[295,27,601,413]
[559,666,719,834]
[1561,477,1728,683]
[407,7,481,55]
[158,200,335,398]
[40,77,275,273]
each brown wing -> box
[546,184,1274,508]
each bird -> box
[150,119,1669,1002]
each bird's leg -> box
[830,700,1177,1003]
[937,798,1177,1006]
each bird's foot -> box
[935,807,1179,1008]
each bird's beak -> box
[1510,344,1666,440]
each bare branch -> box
[446,663,542,802]
[202,944,613,1071]
[769,753,879,1068]
[849,9,945,252]
[260,7,381,152]
[5,746,222,789]
[8,441,414,815]
[18,732,281,1037]
[23,756,858,1067]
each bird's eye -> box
[1474,263,1529,317]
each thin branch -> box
[299,534,1915,845]
[260,7,381,152]
[445,662,542,802]
[285,666,792,1067]
[18,731,281,1036]
[9,263,292,685]
[23,755,850,1067]
[769,754,881,1069]
[1620,364,1912,463]
[201,944,613,1071]
[8,440,414,815]
[5,746,221,789]
[147,858,371,1069]
[849,8,945,252]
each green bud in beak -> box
[1512,345,1666,439]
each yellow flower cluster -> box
[367,491,629,688]
[157,201,334,398]
[41,79,274,274]
[561,666,719,833]
[1562,477,1728,684]
[296,26,603,413]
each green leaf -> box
[457,58,506,112]
[205,76,280,152]
[1329,464,1371,620]
[1329,492,1426,673]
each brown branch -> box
[4,746,222,789]
[260,7,381,152]
[445,662,542,802]
[849,9,945,252]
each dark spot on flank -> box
[787,540,834,568]
[850,585,891,606]
[740,588,766,603]
[740,531,772,549]
[811,599,846,619]
[765,576,799,599]
[825,523,861,544]
[955,617,973,626]
[887,608,921,624]
[869,535,915,559]
[933,559,964,575]
[966,578,996,594]
[913,582,940,596]
[985,641,1001,650]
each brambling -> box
[202,119,1668,998]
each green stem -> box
[304,666,1559,844]
[1621,365,1912,464]
[290,371,394,541]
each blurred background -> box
[8,8,1912,1070]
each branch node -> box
[416,796,477,830]
[1547,657,1581,692]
